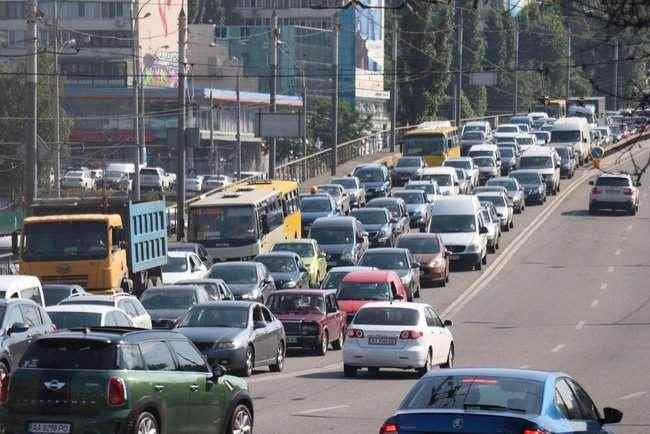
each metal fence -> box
[0,253,15,275]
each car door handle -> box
[153,385,166,392]
[190,384,200,392]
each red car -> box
[337,270,409,324]
[266,289,346,356]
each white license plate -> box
[28,423,71,434]
[368,336,397,345]
[286,336,299,344]
[605,189,619,194]
[450,254,460,260]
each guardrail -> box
[0,253,15,275]
[603,130,650,158]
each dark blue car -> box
[380,368,622,434]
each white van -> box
[0,275,45,307]
[550,117,591,164]
[461,121,492,138]
[428,196,488,270]
[518,146,561,195]
[418,167,460,196]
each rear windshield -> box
[354,307,419,326]
[596,177,630,187]
[48,312,102,329]
[43,288,72,306]
[400,375,544,415]
[20,339,118,370]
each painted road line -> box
[249,362,341,384]
[590,299,599,308]
[626,224,633,232]
[607,266,615,273]
[617,391,648,400]
[296,405,350,415]
[600,282,608,290]
[519,364,532,369]
[550,344,565,353]
[576,320,585,330]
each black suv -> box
[0,299,54,375]
[4,328,253,434]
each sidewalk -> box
[299,150,401,192]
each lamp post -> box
[231,56,242,180]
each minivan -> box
[550,117,591,164]
[518,146,561,195]
[428,196,488,271]
[0,275,45,307]
[309,217,369,268]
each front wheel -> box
[228,404,253,434]
[316,331,328,356]
[242,346,254,377]
[133,412,159,434]
[440,346,454,369]
[269,342,285,372]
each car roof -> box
[398,232,439,239]
[510,169,543,176]
[487,177,516,183]
[312,216,358,227]
[268,289,336,296]
[212,261,258,268]
[357,301,424,311]
[445,157,473,162]
[420,166,457,175]
[274,238,317,245]
[35,328,184,345]
[46,304,121,314]
[168,250,193,258]
[354,163,385,169]
[422,368,558,383]
[146,285,202,292]
[0,275,41,290]
[328,266,377,272]
[351,207,388,214]
[256,251,300,259]
[42,284,85,290]
[469,144,498,150]
[342,270,397,283]
[169,242,200,249]
[368,197,404,204]
[61,293,130,302]
[175,278,226,285]
[192,300,256,309]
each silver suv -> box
[588,174,640,215]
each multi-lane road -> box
[245,142,650,434]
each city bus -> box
[401,121,460,166]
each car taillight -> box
[347,328,364,338]
[0,373,10,405]
[523,430,547,434]
[107,377,127,406]
[399,330,423,340]
[380,422,399,434]
[592,187,602,194]
[623,188,633,195]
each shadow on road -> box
[298,369,419,381]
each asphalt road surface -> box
[249,142,650,434]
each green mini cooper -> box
[2,328,253,434]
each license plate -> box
[286,336,299,344]
[605,189,619,194]
[28,423,71,434]
[450,254,460,260]
[368,336,397,346]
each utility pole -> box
[391,11,398,153]
[566,22,571,99]
[613,41,619,111]
[513,22,519,114]
[331,19,339,176]
[176,9,187,241]
[455,6,463,127]
[54,0,61,198]
[209,91,215,174]
[301,67,307,159]
[139,68,145,167]
[268,10,278,180]
[235,62,242,180]
[25,0,38,204]
[131,0,141,201]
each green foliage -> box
[307,99,373,150]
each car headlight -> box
[216,341,235,349]
[302,322,319,335]
[431,257,444,268]
[285,280,297,288]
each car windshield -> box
[520,156,553,169]
[444,160,471,169]
[332,178,357,189]
[354,307,419,326]
[421,174,451,186]
[511,172,542,184]
[141,290,197,310]
[397,237,440,254]
[487,180,515,191]
[393,192,425,204]
[596,177,630,187]
[162,256,188,273]
[256,256,298,273]
[369,201,401,216]
[474,157,495,167]
[400,375,544,415]
[23,221,108,261]
[141,168,159,176]
[462,132,484,141]
[406,183,435,194]
[317,186,341,198]
[311,227,354,245]
[551,130,581,142]
[21,339,118,370]
[517,137,534,145]
[500,148,515,158]
[179,306,249,328]
[396,157,422,167]
[321,271,348,289]
[208,265,258,284]
[273,243,315,258]
[360,252,409,269]
[354,167,385,182]
[43,288,74,306]
[189,205,257,242]
[268,293,325,315]
[497,126,518,133]
[555,147,572,159]
[301,198,333,212]
[352,210,388,225]
[429,215,476,233]
[463,125,484,133]
[338,282,391,301]
[480,195,507,207]
[48,311,103,329]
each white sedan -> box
[343,302,454,377]
[162,251,208,284]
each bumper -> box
[201,346,248,371]
[524,190,544,201]
[6,411,132,434]
[409,216,427,228]
[590,200,634,210]
[420,265,446,282]
[447,252,481,266]
[343,344,427,368]
[560,167,573,176]
[285,334,320,348]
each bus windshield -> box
[403,135,447,156]
[189,205,257,242]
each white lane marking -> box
[618,391,648,400]
[519,364,532,369]
[590,299,599,308]
[626,224,633,232]
[550,344,565,353]
[615,249,622,256]
[297,405,350,414]
[607,266,615,273]
[248,362,341,384]
[600,282,608,290]
[576,320,585,330]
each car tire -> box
[269,342,285,372]
[343,364,357,377]
[242,346,254,377]
[0,361,8,377]
[440,345,454,369]
[332,328,344,350]
[475,260,482,271]
[416,349,432,377]
[368,367,380,376]
[316,331,328,356]
[482,254,487,265]
[488,244,495,254]
[445,271,450,283]
[414,285,421,298]
[133,411,159,434]
[228,404,253,434]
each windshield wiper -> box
[463,404,526,413]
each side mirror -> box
[253,321,267,330]
[600,407,623,425]
[479,226,488,234]
[362,231,369,238]
[210,363,227,380]
[263,276,273,284]
[588,180,594,185]
[7,323,29,335]
[443,319,453,327]
[299,265,308,272]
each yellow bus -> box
[402,121,461,166]
[239,180,302,240]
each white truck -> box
[549,117,592,165]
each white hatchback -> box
[343,302,454,377]
[58,292,152,329]
[162,251,208,284]
[46,304,134,329]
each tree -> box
[307,99,373,151]
[461,1,487,117]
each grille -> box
[193,341,215,352]
[282,321,302,335]
[446,245,465,253]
